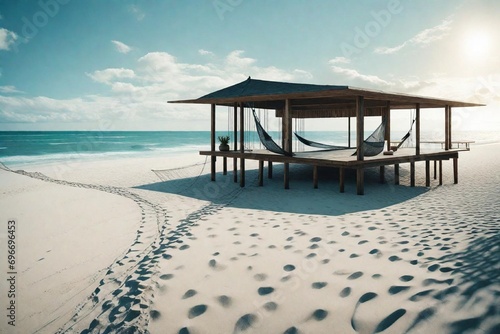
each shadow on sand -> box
[135,164,427,216]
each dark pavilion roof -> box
[169,77,484,113]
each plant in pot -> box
[218,135,230,151]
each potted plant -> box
[218,135,230,151]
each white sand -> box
[0,144,498,333]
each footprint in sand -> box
[388,285,411,295]
[281,275,292,282]
[217,295,232,307]
[283,264,295,272]
[399,275,414,282]
[347,271,363,280]
[263,301,278,311]
[182,289,197,299]
[188,304,207,319]
[312,282,327,289]
[234,313,257,332]
[258,287,274,296]
[208,259,226,271]
[159,274,174,280]
[150,310,161,320]
[373,309,406,333]
[283,327,299,334]
[339,287,351,297]
[311,309,328,321]
[388,255,402,262]
[254,273,267,281]
[409,289,435,301]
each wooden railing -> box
[390,141,475,150]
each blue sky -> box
[0,0,498,132]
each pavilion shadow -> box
[134,164,427,216]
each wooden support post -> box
[233,158,238,183]
[210,104,216,182]
[445,105,450,151]
[348,117,351,148]
[313,166,318,189]
[453,157,458,184]
[416,103,421,155]
[240,158,245,187]
[433,160,437,180]
[356,96,365,161]
[239,104,244,153]
[239,103,245,187]
[223,157,227,175]
[449,107,453,149]
[258,160,264,186]
[425,160,430,187]
[233,103,238,183]
[410,161,415,187]
[394,164,400,185]
[339,168,345,193]
[284,163,290,189]
[339,167,345,193]
[385,101,391,151]
[379,165,385,184]
[284,99,293,155]
[268,161,273,179]
[356,168,364,195]
[233,103,238,151]
[439,160,443,185]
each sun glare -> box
[463,30,491,61]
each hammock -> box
[252,110,292,156]
[295,118,387,157]
[394,119,415,150]
[352,118,387,157]
[294,132,348,150]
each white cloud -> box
[330,65,394,88]
[0,50,314,129]
[0,85,22,94]
[198,49,214,56]
[111,40,132,54]
[0,28,18,51]
[87,68,135,84]
[128,5,145,21]
[226,50,257,68]
[375,18,453,55]
[329,57,351,64]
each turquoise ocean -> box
[1,131,498,167]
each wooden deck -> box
[200,148,464,195]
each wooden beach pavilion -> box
[170,77,483,195]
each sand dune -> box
[0,144,498,333]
